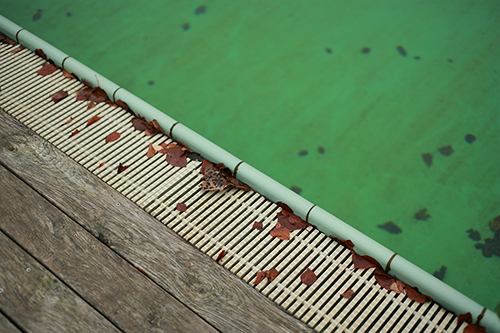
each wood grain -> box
[0,109,314,333]
[0,165,218,333]
[0,312,22,333]
[0,231,120,333]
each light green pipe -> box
[0,14,498,332]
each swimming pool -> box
[3,0,499,317]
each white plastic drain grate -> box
[0,43,466,333]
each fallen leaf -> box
[267,268,279,281]
[457,313,473,326]
[105,132,120,143]
[216,250,225,262]
[37,63,58,76]
[62,117,73,125]
[51,90,68,103]
[200,159,217,175]
[166,154,187,167]
[86,115,100,127]
[115,99,131,113]
[252,222,263,230]
[352,253,383,270]
[270,209,310,241]
[377,221,402,234]
[300,268,317,286]
[165,143,185,157]
[489,215,500,232]
[341,289,355,299]
[254,271,267,285]
[62,69,75,79]
[225,175,252,191]
[374,271,399,292]
[276,201,294,214]
[117,163,129,174]
[76,87,108,104]
[466,229,481,241]
[200,169,230,191]
[130,115,158,136]
[0,32,16,45]
[439,145,454,156]
[69,129,79,137]
[422,153,432,167]
[176,203,187,212]
[153,144,164,151]
[432,265,447,280]
[415,208,431,220]
[404,285,427,303]
[146,143,156,158]
[187,152,204,162]
[87,100,96,110]
[464,324,486,333]
[35,48,47,60]
[329,236,355,250]
[92,162,105,172]
[11,45,24,54]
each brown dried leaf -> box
[165,143,184,157]
[62,117,73,125]
[463,324,486,333]
[254,271,267,285]
[300,268,317,286]
[267,268,279,281]
[405,285,427,303]
[457,313,473,326]
[176,203,187,212]
[35,49,47,60]
[11,45,25,54]
[341,289,355,299]
[105,132,120,143]
[329,236,355,250]
[87,100,96,110]
[86,115,100,127]
[51,90,68,103]
[200,169,229,191]
[146,143,156,158]
[216,250,225,262]
[37,63,58,76]
[352,253,383,270]
[117,163,129,174]
[270,209,310,241]
[200,159,217,175]
[166,154,187,167]
[88,87,108,103]
[92,162,105,172]
[69,129,80,138]
[252,222,263,230]
[62,69,75,79]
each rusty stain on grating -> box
[0,43,465,333]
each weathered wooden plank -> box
[0,109,314,333]
[0,165,219,333]
[0,231,121,333]
[0,312,22,333]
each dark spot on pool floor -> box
[396,45,407,57]
[432,265,447,280]
[325,48,332,54]
[299,150,308,156]
[465,134,476,143]
[318,146,325,154]
[148,80,155,85]
[181,23,190,31]
[32,9,43,22]
[439,145,454,156]
[66,12,72,17]
[422,153,432,167]
[466,229,481,241]
[291,186,302,194]
[415,208,430,221]
[194,5,207,15]
[361,47,370,54]
[377,221,402,234]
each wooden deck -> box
[0,109,313,332]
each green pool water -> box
[3,0,499,315]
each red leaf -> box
[458,313,473,326]
[267,268,279,281]
[69,129,80,137]
[341,289,355,299]
[115,99,129,111]
[330,236,355,250]
[35,48,47,60]
[88,87,108,103]
[405,285,427,303]
[87,100,96,110]
[37,63,58,76]
[270,210,310,240]
[51,90,68,103]
[146,143,156,158]
[464,324,486,333]
[200,159,217,175]
[152,119,166,135]
[225,175,252,191]
[252,222,263,230]
[62,69,75,79]
[62,117,73,125]
[301,268,317,286]
[76,87,93,101]
[216,250,225,262]
[276,201,294,213]
[375,272,405,294]
[165,143,184,157]
[11,45,25,54]
[130,116,158,136]
[254,271,267,285]
[117,163,129,174]
[105,131,120,143]
[86,115,100,127]
[92,162,105,172]
[166,154,187,167]
[176,203,187,212]
[352,253,383,270]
